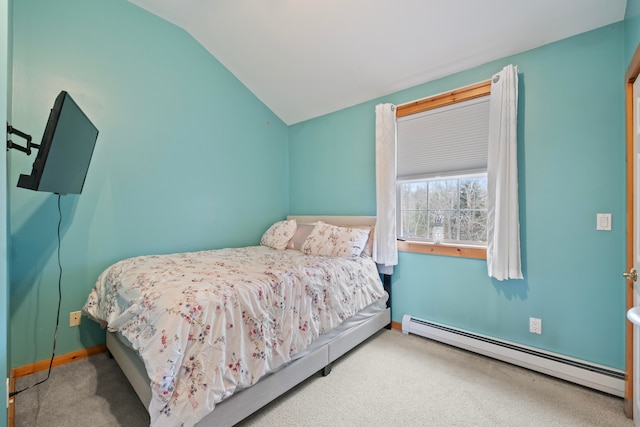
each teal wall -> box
[9,0,289,367]
[290,23,627,369]
[1,0,9,424]
[626,0,640,64]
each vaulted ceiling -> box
[128,0,627,125]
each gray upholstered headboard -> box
[286,215,375,226]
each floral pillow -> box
[301,221,370,259]
[260,219,298,250]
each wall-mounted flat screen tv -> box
[17,91,99,195]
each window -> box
[396,81,491,254]
[399,175,487,244]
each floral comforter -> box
[83,245,386,427]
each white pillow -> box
[286,223,316,250]
[301,221,370,258]
[260,219,297,250]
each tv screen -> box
[17,91,99,195]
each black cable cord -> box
[10,194,63,398]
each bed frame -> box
[106,216,391,426]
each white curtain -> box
[486,64,523,280]
[373,103,398,275]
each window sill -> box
[397,240,487,259]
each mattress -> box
[84,245,386,426]
[111,296,389,374]
[106,297,390,427]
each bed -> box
[83,215,391,427]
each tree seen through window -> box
[399,176,487,244]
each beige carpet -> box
[15,329,632,426]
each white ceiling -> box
[128,0,627,125]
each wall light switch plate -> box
[596,213,611,231]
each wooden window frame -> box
[396,80,491,259]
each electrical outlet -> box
[529,317,542,334]
[70,311,82,327]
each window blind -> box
[397,96,490,181]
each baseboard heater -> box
[402,315,625,397]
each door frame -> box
[625,42,640,419]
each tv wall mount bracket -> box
[7,123,39,155]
